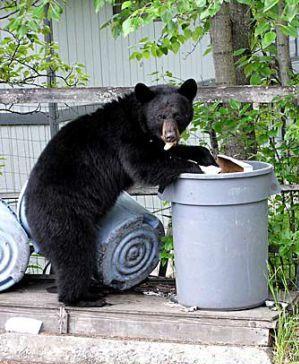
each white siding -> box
[52,0,215,86]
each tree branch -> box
[0,104,42,115]
[0,0,40,20]
[0,8,18,20]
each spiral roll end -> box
[99,219,162,290]
[0,200,30,292]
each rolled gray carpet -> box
[0,199,30,292]
[96,192,164,290]
[17,186,164,291]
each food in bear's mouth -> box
[164,142,176,151]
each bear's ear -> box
[135,83,155,103]
[178,79,197,101]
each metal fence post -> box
[44,6,59,138]
[48,102,59,138]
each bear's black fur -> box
[25,79,217,306]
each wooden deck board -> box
[0,278,286,346]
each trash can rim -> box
[179,161,273,180]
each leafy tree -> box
[96,0,298,157]
[0,0,88,87]
[95,0,298,78]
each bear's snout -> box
[162,120,180,143]
[164,130,177,142]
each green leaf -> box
[192,26,203,41]
[263,0,279,12]
[161,10,175,23]
[32,5,45,18]
[183,28,192,39]
[121,1,132,10]
[160,45,169,55]
[284,4,298,22]
[250,73,262,85]
[122,18,134,37]
[18,25,28,38]
[195,0,206,7]
[199,8,210,20]
[142,50,151,59]
[244,63,254,77]
[261,31,276,49]
[236,0,252,4]
[255,22,270,36]
[139,37,148,43]
[233,48,246,56]
[279,24,298,38]
[229,99,241,110]
[171,40,180,53]
[203,45,212,56]
[48,3,63,21]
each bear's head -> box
[134,79,197,148]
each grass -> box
[269,266,299,364]
[273,308,299,364]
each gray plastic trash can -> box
[159,161,280,310]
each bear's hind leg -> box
[55,260,105,307]
[48,219,105,307]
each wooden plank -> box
[0,186,157,200]
[281,184,299,192]
[0,192,19,200]
[128,185,159,195]
[0,281,279,325]
[0,86,297,104]
[0,182,297,201]
[0,87,132,105]
[0,282,275,346]
[67,310,271,346]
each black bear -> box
[25,79,217,306]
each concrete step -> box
[0,333,273,364]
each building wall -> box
[52,0,215,86]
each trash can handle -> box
[269,171,281,196]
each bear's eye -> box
[158,114,167,120]
[173,112,183,121]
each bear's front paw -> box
[198,147,218,167]
[188,163,204,174]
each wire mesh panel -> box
[0,102,104,193]
[0,124,50,194]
